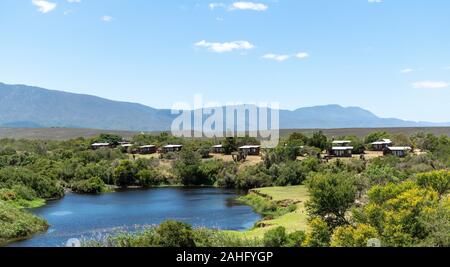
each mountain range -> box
[1,82,448,131]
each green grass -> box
[230,185,310,239]
[10,198,46,209]
[0,201,49,246]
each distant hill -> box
[0,82,448,131]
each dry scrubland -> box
[1,127,450,140]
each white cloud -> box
[262,52,309,62]
[401,68,414,74]
[262,54,291,62]
[230,2,268,11]
[195,40,255,53]
[296,52,309,59]
[209,2,268,11]
[32,0,57,13]
[368,0,383,3]
[412,81,449,89]
[101,15,113,22]
[209,3,226,10]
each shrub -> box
[331,224,379,247]
[416,170,450,196]
[303,218,331,247]
[71,177,106,194]
[263,227,287,247]
[155,221,196,247]
[137,169,164,187]
[285,231,307,247]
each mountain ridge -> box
[1,82,448,131]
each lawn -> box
[230,185,310,239]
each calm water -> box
[10,188,261,247]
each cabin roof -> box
[332,146,354,150]
[91,143,110,146]
[121,144,133,147]
[212,145,223,148]
[387,146,412,151]
[164,145,183,148]
[371,139,392,145]
[332,140,352,144]
[140,145,156,148]
[239,145,261,149]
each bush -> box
[155,221,196,247]
[0,167,64,199]
[113,160,139,187]
[416,170,450,196]
[199,160,225,185]
[71,177,106,194]
[331,224,379,247]
[137,169,164,187]
[285,231,307,247]
[173,150,205,185]
[263,227,287,247]
[303,218,331,247]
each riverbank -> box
[230,185,310,239]
[0,201,49,246]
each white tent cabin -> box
[238,145,261,156]
[384,146,412,157]
[371,139,393,151]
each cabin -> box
[91,143,111,150]
[330,146,354,158]
[139,145,157,154]
[211,145,224,154]
[371,139,393,151]
[162,145,183,153]
[239,145,261,156]
[384,147,412,157]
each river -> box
[10,187,261,247]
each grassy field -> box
[1,127,450,140]
[231,185,310,239]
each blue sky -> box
[1,0,449,122]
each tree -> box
[303,218,331,247]
[306,172,357,228]
[364,131,390,144]
[173,150,204,185]
[308,131,329,151]
[155,221,196,247]
[137,169,162,187]
[95,134,123,146]
[222,137,237,155]
[286,133,309,150]
[113,160,138,187]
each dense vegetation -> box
[0,130,449,247]
[0,201,48,246]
